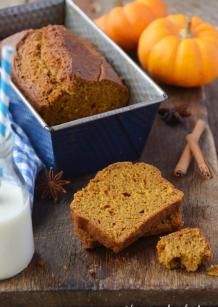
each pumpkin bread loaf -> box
[157,227,212,272]
[12,25,129,126]
[74,210,184,249]
[71,162,184,253]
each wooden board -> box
[1,1,218,306]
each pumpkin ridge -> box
[147,35,180,83]
[107,7,135,48]
[162,17,182,37]
[128,2,154,18]
[197,29,218,41]
[149,34,177,51]
[168,37,182,85]
[198,35,218,49]
[145,35,168,67]
[194,23,216,34]
[138,24,173,69]
[151,18,174,32]
[123,2,154,41]
[137,0,167,18]
[190,38,205,84]
[166,14,186,32]
[174,38,202,87]
[194,38,218,82]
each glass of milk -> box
[0,131,34,280]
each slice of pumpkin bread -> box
[157,227,212,272]
[71,162,184,253]
[74,210,184,249]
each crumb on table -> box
[63,264,69,273]
[35,255,46,270]
[88,266,96,277]
[208,265,218,276]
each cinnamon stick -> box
[174,119,206,176]
[186,134,212,179]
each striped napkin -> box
[10,118,43,204]
[0,46,44,205]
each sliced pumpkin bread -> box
[157,227,212,272]
[74,210,184,249]
[71,162,184,253]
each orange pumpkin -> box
[95,0,167,51]
[138,14,218,87]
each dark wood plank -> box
[1,1,218,306]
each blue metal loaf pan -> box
[0,0,167,178]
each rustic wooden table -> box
[1,1,218,306]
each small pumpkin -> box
[138,14,218,87]
[95,0,167,51]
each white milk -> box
[0,180,34,280]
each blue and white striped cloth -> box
[0,46,44,205]
[10,118,44,204]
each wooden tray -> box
[1,1,218,306]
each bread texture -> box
[71,162,184,253]
[12,25,129,126]
[157,227,212,272]
[74,210,184,249]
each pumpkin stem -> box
[114,0,123,6]
[180,16,193,39]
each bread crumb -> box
[88,266,96,277]
[208,265,218,276]
[157,228,212,272]
[63,264,69,273]
[35,255,46,270]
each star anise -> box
[158,106,187,127]
[37,168,70,202]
